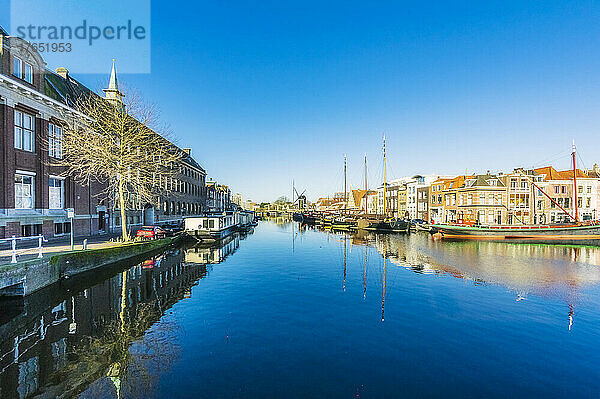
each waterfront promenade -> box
[0,233,122,265]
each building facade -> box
[0,30,108,239]
[456,174,506,225]
[0,27,207,238]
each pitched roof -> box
[464,174,506,187]
[535,166,590,180]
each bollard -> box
[38,235,43,258]
[11,236,17,264]
[82,239,88,250]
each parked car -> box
[411,219,426,225]
[136,226,167,240]
[158,223,183,237]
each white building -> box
[406,174,440,219]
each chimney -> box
[183,148,191,156]
[56,67,69,79]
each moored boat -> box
[432,223,600,246]
[184,212,239,242]
[365,218,410,233]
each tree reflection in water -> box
[0,232,249,399]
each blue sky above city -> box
[2,1,600,202]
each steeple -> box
[103,59,124,103]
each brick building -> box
[0,27,207,238]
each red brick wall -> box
[4,222,20,238]
[42,220,53,238]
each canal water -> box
[2,220,600,398]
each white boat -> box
[184,212,239,241]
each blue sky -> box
[2,1,600,202]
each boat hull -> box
[432,224,600,246]
[363,219,410,233]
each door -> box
[143,204,155,225]
[98,211,106,232]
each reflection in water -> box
[0,232,249,399]
[2,222,600,397]
[322,223,600,330]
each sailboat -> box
[361,135,409,233]
[331,154,358,231]
[432,143,600,245]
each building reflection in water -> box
[320,223,600,329]
[0,232,246,399]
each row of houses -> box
[0,27,232,239]
[313,164,600,225]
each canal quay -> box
[1,221,599,398]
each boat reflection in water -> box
[327,225,600,329]
[0,233,248,399]
[185,232,241,264]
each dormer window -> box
[13,56,33,84]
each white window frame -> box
[49,176,65,209]
[13,56,33,84]
[15,171,36,209]
[49,123,63,159]
[23,62,33,84]
[13,56,22,79]
[14,110,35,152]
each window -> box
[15,174,35,209]
[578,186,584,194]
[49,123,63,158]
[561,186,566,194]
[49,177,64,209]
[13,56,22,78]
[24,63,33,83]
[13,56,33,84]
[510,179,517,188]
[564,198,570,209]
[587,186,592,194]
[21,224,42,237]
[554,186,559,194]
[55,222,70,235]
[15,111,35,151]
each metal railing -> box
[0,235,47,264]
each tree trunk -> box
[119,179,129,241]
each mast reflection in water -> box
[2,221,600,398]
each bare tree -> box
[55,90,182,241]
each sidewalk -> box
[0,233,123,265]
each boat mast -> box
[364,154,368,215]
[572,140,579,222]
[344,154,347,215]
[383,134,387,218]
[292,180,295,210]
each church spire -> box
[103,59,124,103]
